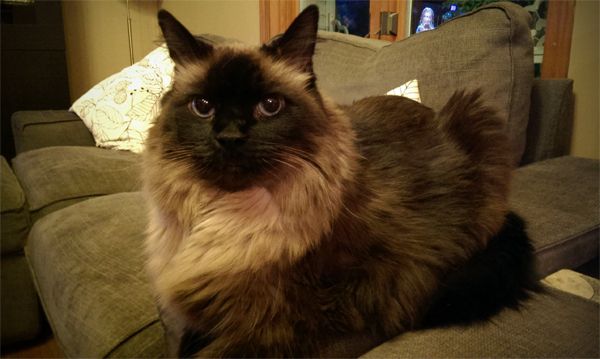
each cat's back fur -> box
[144,6,537,358]
[348,91,511,246]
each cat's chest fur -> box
[145,158,347,310]
[149,187,278,291]
[172,187,294,272]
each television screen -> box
[411,0,459,34]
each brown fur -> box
[143,7,513,358]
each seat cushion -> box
[313,2,533,164]
[1,156,30,254]
[27,191,599,358]
[510,156,600,276]
[26,192,163,358]
[12,146,141,221]
[362,288,599,358]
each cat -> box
[143,5,539,358]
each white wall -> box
[161,0,260,45]
[62,0,260,102]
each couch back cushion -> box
[313,2,534,165]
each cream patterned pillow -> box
[386,79,421,103]
[71,46,174,153]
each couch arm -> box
[1,156,30,255]
[520,79,574,166]
[11,111,95,155]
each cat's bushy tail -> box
[436,90,511,165]
[422,212,541,327]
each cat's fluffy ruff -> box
[143,6,527,358]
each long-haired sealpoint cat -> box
[143,6,539,358]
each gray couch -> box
[2,2,598,357]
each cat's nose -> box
[214,122,248,148]
[215,131,248,148]
[216,135,247,148]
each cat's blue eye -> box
[190,97,215,118]
[256,96,284,118]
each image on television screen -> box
[411,0,460,34]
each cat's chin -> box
[201,166,268,193]
[215,178,256,193]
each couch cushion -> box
[12,146,141,221]
[362,288,599,358]
[521,79,574,165]
[27,192,599,359]
[313,2,533,165]
[11,111,95,155]
[26,192,163,358]
[510,156,600,276]
[1,156,30,254]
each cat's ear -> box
[262,5,319,74]
[158,10,212,65]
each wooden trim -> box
[259,0,299,43]
[369,0,408,41]
[541,0,575,78]
[395,0,408,40]
[259,0,271,44]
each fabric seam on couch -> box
[104,318,161,358]
[317,32,386,51]
[441,3,524,164]
[21,119,82,131]
[551,83,572,158]
[30,193,108,214]
[536,225,600,253]
[23,246,69,356]
[13,111,82,131]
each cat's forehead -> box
[173,44,312,98]
[204,48,266,98]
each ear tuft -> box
[158,10,213,65]
[262,5,319,74]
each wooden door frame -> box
[541,0,575,78]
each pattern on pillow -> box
[386,79,421,103]
[71,46,174,153]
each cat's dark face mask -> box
[155,6,328,192]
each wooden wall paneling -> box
[259,0,298,43]
[541,0,575,78]
[369,0,382,39]
[270,0,280,39]
[259,0,271,43]
[395,0,408,40]
[283,0,299,35]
